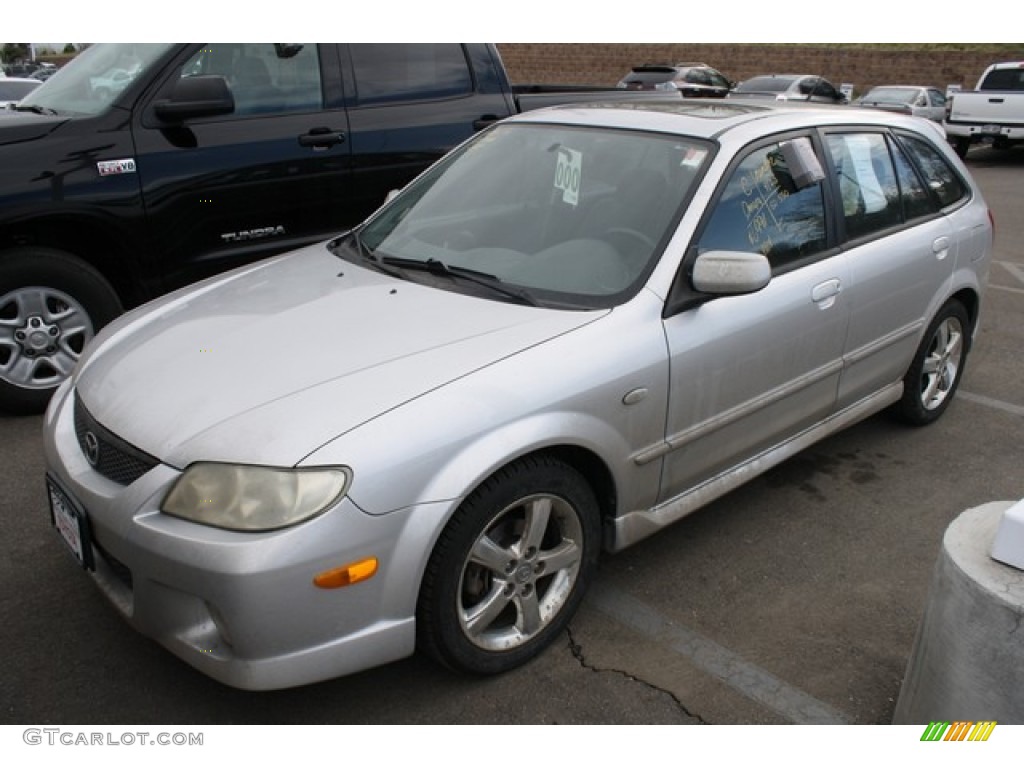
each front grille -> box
[74,393,159,486]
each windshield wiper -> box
[331,231,406,279]
[382,257,539,306]
[14,104,59,116]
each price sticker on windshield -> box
[554,148,582,206]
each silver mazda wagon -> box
[43,101,993,690]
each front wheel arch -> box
[415,453,602,675]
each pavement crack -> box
[566,628,709,724]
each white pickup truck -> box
[944,60,1024,158]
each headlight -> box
[161,463,351,531]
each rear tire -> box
[417,455,600,675]
[890,300,970,426]
[953,137,970,159]
[0,247,122,414]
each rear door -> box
[821,130,959,409]
[338,44,516,220]
[132,43,351,293]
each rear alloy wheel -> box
[417,456,600,675]
[891,300,970,426]
[0,248,122,414]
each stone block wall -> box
[497,44,1024,97]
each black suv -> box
[616,62,733,98]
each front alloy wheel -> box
[417,456,599,675]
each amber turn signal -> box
[313,557,379,589]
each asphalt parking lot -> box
[1,144,1022,727]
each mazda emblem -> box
[83,431,100,466]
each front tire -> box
[417,455,600,675]
[0,248,122,414]
[890,300,970,426]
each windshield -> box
[18,43,173,116]
[353,122,711,309]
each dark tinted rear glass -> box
[620,67,676,86]
[979,66,1024,91]
[735,76,794,93]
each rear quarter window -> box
[896,134,969,209]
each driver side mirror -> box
[154,75,235,123]
[692,250,771,295]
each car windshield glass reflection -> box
[18,43,172,117]
[355,123,711,308]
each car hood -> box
[75,244,602,468]
[0,111,68,141]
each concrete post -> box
[893,501,1024,723]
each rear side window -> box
[826,133,901,239]
[897,134,969,208]
[889,137,936,220]
[350,44,472,104]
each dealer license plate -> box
[47,476,93,569]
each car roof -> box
[507,100,937,143]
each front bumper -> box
[42,382,445,690]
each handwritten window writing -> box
[697,142,826,270]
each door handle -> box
[298,127,347,149]
[811,278,842,308]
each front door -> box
[659,136,850,501]
[133,43,351,293]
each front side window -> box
[179,44,322,116]
[697,140,827,271]
[350,44,472,105]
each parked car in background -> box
[728,74,846,104]
[0,42,672,415]
[0,77,42,107]
[856,85,947,122]
[44,100,992,690]
[944,60,1024,158]
[616,62,732,97]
